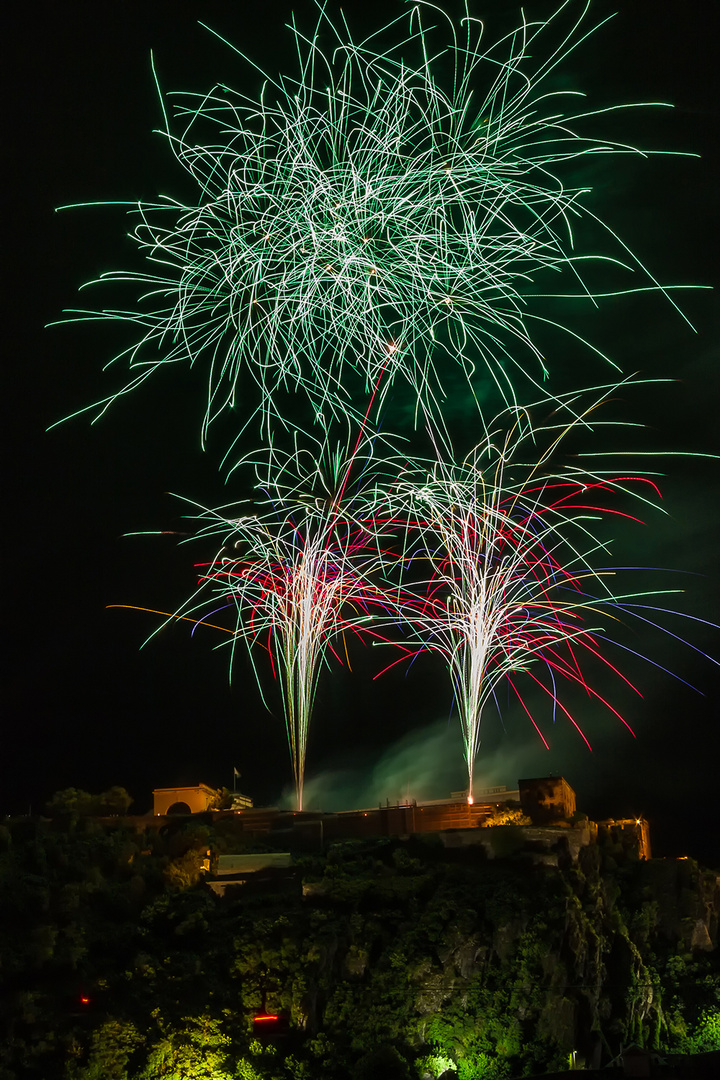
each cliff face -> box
[294,839,719,1076]
[0,818,718,1080]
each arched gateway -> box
[153,784,217,816]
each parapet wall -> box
[152,784,217,816]
[598,818,652,861]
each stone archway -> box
[153,784,217,816]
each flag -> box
[233,767,240,778]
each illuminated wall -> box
[518,776,577,824]
[598,818,652,861]
[152,783,217,816]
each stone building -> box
[152,783,218,816]
[518,775,577,823]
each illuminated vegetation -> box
[0,809,717,1078]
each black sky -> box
[5,0,719,863]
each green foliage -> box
[236,1061,263,1080]
[689,1009,720,1052]
[481,806,531,827]
[136,1014,233,1080]
[352,1045,411,1080]
[66,1018,143,1080]
[456,1051,509,1080]
[45,788,97,817]
[164,848,206,891]
[207,788,233,812]
[46,787,134,818]
[1,823,718,1080]
[414,1050,457,1077]
[96,787,135,816]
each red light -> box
[80,996,90,1005]
[254,1014,279,1023]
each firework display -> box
[160,440,402,810]
[54,0,688,443]
[54,2,712,809]
[379,394,673,800]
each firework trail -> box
[148,436,401,810]
[51,0,692,444]
[380,387,713,802]
[52,1,713,813]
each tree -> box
[95,787,134,816]
[46,788,97,817]
[45,787,133,818]
[207,787,233,811]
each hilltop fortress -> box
[150,775,652,870]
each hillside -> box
[0,812,718,1079]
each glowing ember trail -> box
[380,389,710,801]
[163,439,401,810]
[51,1,694,443]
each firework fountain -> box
[138,437,402,810]
[380,390,713,802]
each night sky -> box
[6,0,719,863]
